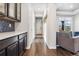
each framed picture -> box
[8,3,16,18]
[16,3,21,21]
[0,3,7,15]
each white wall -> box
[26,4,35,49]
[73,14,79,32]
[46,4,56,49]
[15,3,28,32]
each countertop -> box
[0,31,27,40]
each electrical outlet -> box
[9,24,12,28]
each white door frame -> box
[35,17,43,35]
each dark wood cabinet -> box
[24,36,27,49]
[0,49,6,56]
[0,32,27,56]
[0,3,21,22]
[18,33,27,55]
[7,42,18,56]
[19,38,24,55]
[7,3,21,22]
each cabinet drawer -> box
[7,42,18,56]
[0,36,18,51]
[0,49,6,56]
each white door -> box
[35,17,43,35]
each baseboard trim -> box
[26,45,31,49]
[26,38,35,49]
[45,42,56,49]
[48,46,56,49]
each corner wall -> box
[26,4,35,49]
[46,4,56,49]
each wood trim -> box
[0,3,21,22]
[16,3,21,22]
[0,16,17,22]
[15,3,17,19]
[6,3,9,16]
[0,32,27,56]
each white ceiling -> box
[31,3,79,12]
[56,3,79,11]
[29,3,79,16]
[31,3,48,8]
[30,3,48,17]
[31,3,48,12]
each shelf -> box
[0,12,20,22]
[0,16,16,22]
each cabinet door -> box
[0,49,6,56]
[19,39,24,55]
[24,36,27,49]
[25,36,27,47]
[7,42,18,56]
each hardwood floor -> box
[23,38,75,56]
[57,47,74,56]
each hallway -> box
[23,38,56,56]
[23,38,74,56]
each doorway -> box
[35,17,43,38]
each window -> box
[57,16,72,32]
